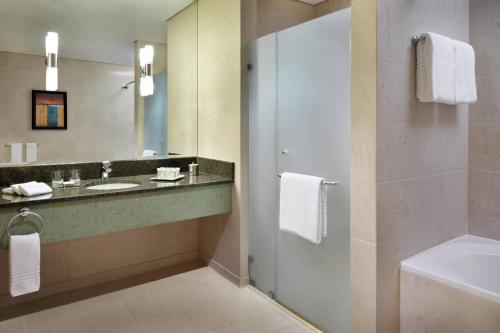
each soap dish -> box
[150,175,186,182]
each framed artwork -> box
[32,90,67,130]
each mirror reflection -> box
[0,0,198,164]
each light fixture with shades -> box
[45,32,59,91]
[139,45,154,97]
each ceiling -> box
[0,0,193,65]
[296,0,328,5]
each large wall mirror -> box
[0,0,198,164]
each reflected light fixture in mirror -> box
[45,32,59,91]
[139,45,154,96]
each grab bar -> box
[7,208,44,237]
[277,173,339,186]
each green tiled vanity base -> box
[0,183,232,247]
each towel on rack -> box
[10,143,23,164]
[26,143,37,163]
[9,233,40,297]
[416,32,477,105]
[279,172,327,244]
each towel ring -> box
[7,208,44,237]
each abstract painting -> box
[32,90,67,129]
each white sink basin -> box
[86,183,139,191]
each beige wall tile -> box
[351,179,376,243]
[470,27,500,78]
[470,0,500,32]
[469,170,500,220]
[469,214,500,241]
[351,238,377,306]
[350,295,376,333]
[470,77,500,125]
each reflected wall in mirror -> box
[0,0,197,165]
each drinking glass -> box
[51,170,64,188]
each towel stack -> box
[416,32,477,105]
[2,182,53,197]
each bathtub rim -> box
[400,234,500,304]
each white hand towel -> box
[18,182,53,197]
[455,40,477,104]
[9,233,41,297]
[26,143,37,163]
[10,181,38,196]
[416,32,477,105]
[10,143,23,164]
[279,172,327,244]
[2,187,14,195]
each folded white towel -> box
[18,182,53,197]
[26,143,37,163]
[9,233,41,297]
[455,39,477,104]
[2,187,14,195]
[416,32,477,105]
[279,172,327,244]
[9,181,38,196]
[10,143,23,164]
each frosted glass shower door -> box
[276,9,351,332]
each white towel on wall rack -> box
[279,172,327,244]
[416,32,477,105]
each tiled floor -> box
[0,267,315,333]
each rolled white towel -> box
[2,187,14,195]
[10,182,38,196]
[18,182,52,197]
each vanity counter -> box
[0,172,232,208]
[0,157,234,246]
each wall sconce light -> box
[139,45,154,97]
[45,32,59,91]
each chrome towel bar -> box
[7,208,44,237]
[411,34,426,46]
[277,173,339,186]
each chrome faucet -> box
[102,161,112,181]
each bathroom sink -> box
[86,183,139,191]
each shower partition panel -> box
[249,8,351,333]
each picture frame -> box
[32,90,67,130]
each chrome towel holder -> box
[7,208,44,237]
[277,173,339,186]
[411,34,426,46]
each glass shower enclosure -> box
[249,8,351,333]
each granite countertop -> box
[0,172,233,208]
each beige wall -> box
[373,1,469,333]
[256,0,350,37]
[256,0,315,37]
[469,0,500,241]
[0,51,134,164]
[167,3,199,156]
[315,0,351,17]
[350,0,377,332]
[197,0,248,285]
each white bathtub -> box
[400,235,500,333]
[401,234,500,303]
